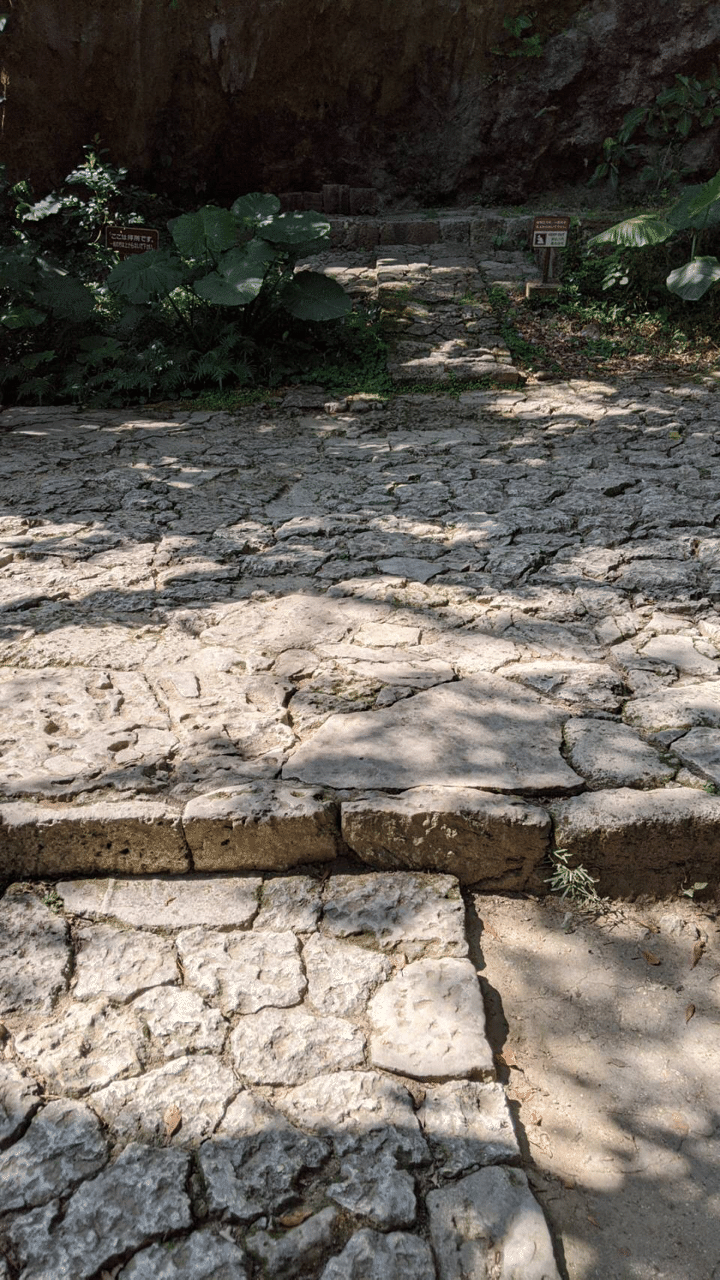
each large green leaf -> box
[194,243,273,307]
[588,214,674,249]
[685,168,720,221]
[667,184,720,232]
[168,207,239,259]
[666,256,720,301]
[107,249,187,303]
[0,306,47,329]
[257,211,330,247]
[231,193,281,223]
[35,272,95,321]
[278,270,352,321]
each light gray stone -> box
[426,1166,561,1280]
[0,1063,39,1145]
[283,675,582,792]
[0,800,189,876]
[7,1144,191,1280]
[418,1081,519,1175]
[502,659,625,713]
[625,681,720,737]
[88,1055,237,1144]
[0,890,69,1015]
[640,634,719,675]
[13,997,143,1095]
[303,933,392,1016]
[118,1230,249,1279]
[341,788,551,888]
[176,928,304,1014]
[368,958,493,1080]
[130,985,226,1058]
[0,1099,107,1212]
[57,874,262,928]
[551,787,720,897]
[276,1071,430,1164]
[321,872,468,959]
[328,1153,417,1228]
[230,1007,366,1085]
[671,728,720,786]
[321,1230,437,1280]
[562,718,675,790]
[200,1091,329,1222]
[246,1207,338,1278]
[253,874,322,932]
[182,784,340,870]
[73,922,178,1003]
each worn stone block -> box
[551,787,720,897]
[341,787,550,887]
[182,783,340,871]
[0,800,189,877]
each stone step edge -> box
[2,784,719,900]
[325,207,624,250]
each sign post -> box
[526,216,570,299]
[105,227,160,260]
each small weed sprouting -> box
[42,888,64,914]
[546,848,603,907]
[681,880,709,899]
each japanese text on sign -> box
[106,227,159,258]
[531,215,570,249]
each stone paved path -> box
[0,871,562,1278]
[2,369,720,896]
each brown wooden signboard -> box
[531,216,571,249]
[106,227,160,259]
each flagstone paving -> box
[0,872,562,1279]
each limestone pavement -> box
[0,870,561,1278]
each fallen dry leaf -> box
[278,1207,313,1228]
[686,1003,696,1023]
[587,1214,601,1229]
[499,1046,520,1069]
[163,1103,182,1139]
[639,920,660,934]
[691,939,706,970]
[641,949,661,966]
[561,1177,576,1190]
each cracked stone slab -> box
[341,788,551,888]
[182,784,340,870]
[88,1055,236,1145]
[276,1071,430,1164]
[418,1081,520,1176]
[321,1230,437,1280]
[246,1207,339,1279]
[328,1152,417,1228]
[57,874,261,928]
[426,1166,561,1280]
[562,717,675,791]
[368,957,493,1080]
[671,728,720,787]
[176,928,305,1014]
[0,890,69,1015]
[230,1006,366,1085]
[253,874,323,932]
[0,801,190,878]
[118,1230,249,1279]
[303,933,392,1016]
[551,787,720,896]
[7,1144,191,1280]
[130,985,227,1058]
[283,674,583,792]
[625,681,720,738]
[13,997,143,1096]
[0,1099,107,1213]
[0,1063,39,1146]
[321,872,468,958]
[200,1091,330,1223]
[73,922,179,1003]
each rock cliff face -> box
[2,0,719,201]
